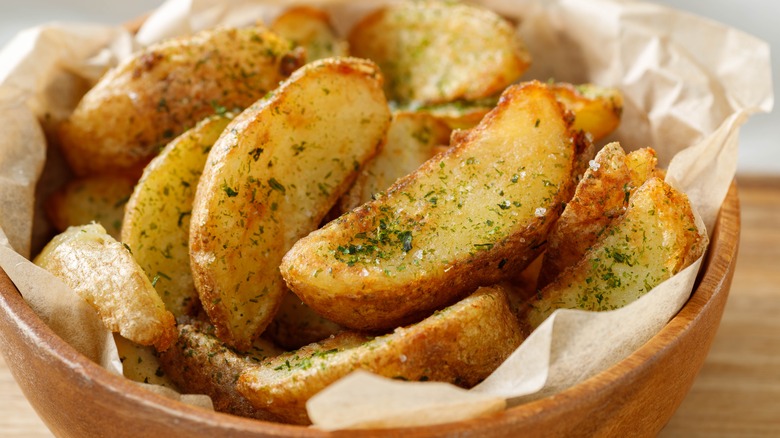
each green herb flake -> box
[268,178,286,194]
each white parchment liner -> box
[0,0,772,430]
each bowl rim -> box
[0,182,740,436]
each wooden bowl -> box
[0,182,739,437]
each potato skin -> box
[59,26,303,176]
[281,81,577,331]
[537,143,658,287]
[190,57,391,350]
[158,319,283,421]
[238,286,523,425]
[264,291,343,350]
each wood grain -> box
[0,178,775,437]
[660,177,780,437]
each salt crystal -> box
[535,207,547,217]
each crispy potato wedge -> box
[34,223,176,350]
[122,114,233,317]
[340,111,452,212]
[404,98,498,130]
[158,319,283,420]
[59,26,304,176]
[271,7,349,62]
[265,292,343,350]
[522,177,707,331]
[349,0,531,104]
[190,57,391,350]
[45,175,136,239]
[550,83,623,141]
[114,334,176,388]
[537,143,659,287]
[239,285,523,425]
[281,81,577,331]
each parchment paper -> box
[0,0,772,431]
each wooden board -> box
[1,177,778,437]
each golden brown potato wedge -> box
[158,318,283,420]
[404,98,497,130]
[59,26,304,176]
[190,57,391,350]
[550,83,623,141]
[281,81,577,331]
[122,114,233,317]
[114,334,176,388]
[34,223,176,350]
[271,7,349,62]
[340,111,452,212]
[264,292,343,350]
[537,143,659,287]
[521,177,707,331]
[238,285,523,425]
[45,175,136,239]
[349,0,531,104]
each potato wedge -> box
[271,7,349,62]
[550,83,623,141]
[122,114,233,317]
[239,285,523,425]
[265,292,343,350]
[114,334,176,388]
[281,81,577,331]
[158,318,283,420]
[59,26,304,176]
[401,98,497,130]
[522,177,707,331]
[190,57,391,350]
[340,111,452,212]
[45,175,136,239]
[349,0,531,104]
[34,223,176,350]
[537,143,659,287]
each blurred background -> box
[0,0,776,174]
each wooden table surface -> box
[1,177,779,437]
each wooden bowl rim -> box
[0,182,739,436]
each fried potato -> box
[114,334,176,388]
[238,285,523,425]
[271,7,349,62]
[34,223,176,350]
[158,319,283,420]
[550,83,623,141]
[403,98,498,130]
[264,292,343,350]
[340,111,453,212]
[522,177,707,331]
[537,143,659,287]
[190,57,391,350]
[45,175,136,239]
[59,26,304,176]
[281,81,577,331]
[349,0,531,104]
[122,114,233,317]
